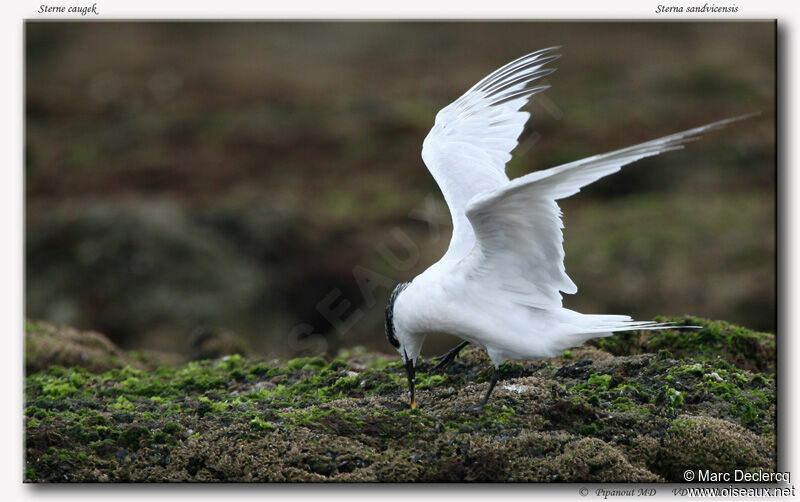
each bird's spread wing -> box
[421,48,560,263]
[461,115,752,308]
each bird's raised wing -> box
[421,48,560,264]
[461,116,750,308]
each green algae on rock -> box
[590,315,776,373]
[24,317,775,482]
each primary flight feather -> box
[385,47,750,410]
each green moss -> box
[588,374,613,390]
[118,425,151,449]
[41,381,78,399]
[572,373,613,394]
[163,422,181,435]
[578,422,605,435]
[282,406,368,432]
[249,417,274,431]
[699,377,772,427]
[326,375,359,393]
[176,362,225,392]
[665,387,684,408]
[287,357,327,371]
[24,317,775,482]
[650,359,774,429]
[608,397,649,416]
[248,363,277,377]
[416,374,446,389]
[659,415,771,479]
[481,405,516,426]
[441,404,517,431]
[591,315,775,373]
[327,359,347,370]
[670,362,705,377]
[613,382,643,393]
[25,406,48,419]
[110,396,135,411]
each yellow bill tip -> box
[410,398,417,409]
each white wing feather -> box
[421,48,560,264]
[462,115,752,308]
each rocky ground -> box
[24,315,775,482]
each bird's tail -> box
[564,314,697,346]
[579,314,685,333]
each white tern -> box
[383,47,750,410]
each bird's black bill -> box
[404,355,416,409]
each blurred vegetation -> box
[25,22,775,358]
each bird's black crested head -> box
[384,282,410,349]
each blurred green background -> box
[25,22,775,359]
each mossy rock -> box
[590,315,775,373]
[653,415,774,480]
[25,318,775,482]
[25,319,182,374]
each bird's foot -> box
[431,353,458,373]
[461,402,486,413]
[431,341,470,373]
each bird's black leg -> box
[431,341,470,373]
[465,366,501,412]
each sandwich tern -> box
[383,47,750,410]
